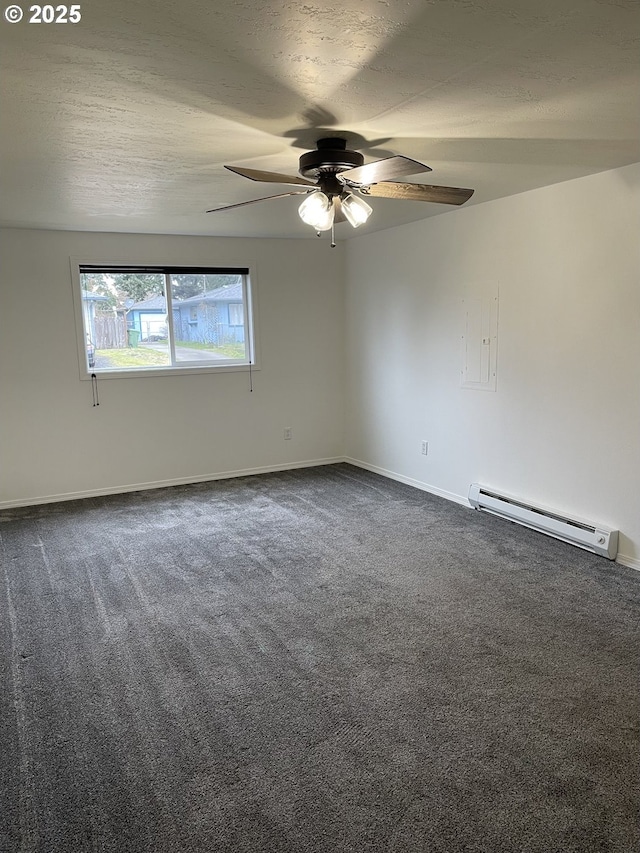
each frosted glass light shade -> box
[341,193,372,227]
[298,192,335,231]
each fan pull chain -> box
[331,220,336,248]
[91,373,100,407]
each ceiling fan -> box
[207,137,474,244]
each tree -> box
[116,274,164,303]
[82,273,117,310]
[171,273,240,301]
[80,271,241,307]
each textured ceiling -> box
[1,0,639,240]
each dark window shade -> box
[79,265,249,276]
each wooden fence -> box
[95,314,128,349]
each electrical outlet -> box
[421,440,428,456]
[284,427,292,440]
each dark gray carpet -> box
[1,463,638,852]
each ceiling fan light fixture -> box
[298,191,334,231]
[211,138,475,241]
[341,193,372,228]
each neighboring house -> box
[128,283,245,344]
[174,283,245,345]
[127,294,168,341]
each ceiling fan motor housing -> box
[299,137,364,180]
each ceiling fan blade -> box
[333,197,347,224]
[363,182,474,205]
[206,191,309,213]
[225,165,316,187]
[339,155,432,186]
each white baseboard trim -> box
[344,457,470,508]
[344,457,640,572]
[4,456,638,572]
[0,457,344,510]
[616,554,640,572]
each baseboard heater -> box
[468,484,618,560]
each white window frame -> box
[70,259,259,379]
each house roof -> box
[177,283,243,305]
[130,283,242,312]
[82,290,109,302]
[129,295,167,311]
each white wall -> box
[0,230,345,504]
[344,163,640,567]
[2,165,638,568]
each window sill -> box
[81,362,259,380]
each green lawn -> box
[95,340,246,369]
[175,340,246,358]
[96,347,169,368]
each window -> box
[228,303,244,326]
[75,265,254,376]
